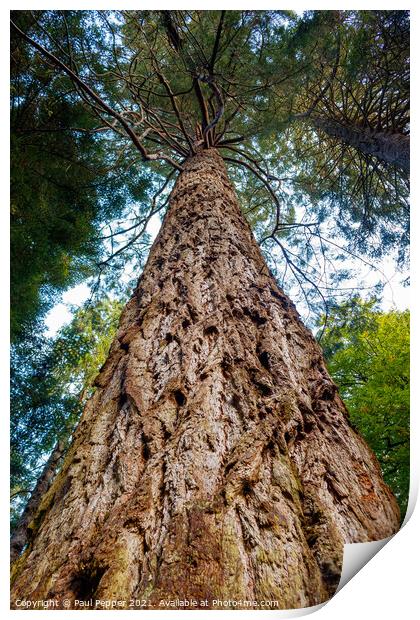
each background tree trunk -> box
[312,116,409,171]
[11,149,400,610]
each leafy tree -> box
[257,11,409,270]
[320,298,409,517]
[290,11,409,166]
[10,325,76,528]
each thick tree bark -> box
[10,439,66,565]
[312,116,409,172]
[11,149,399,610]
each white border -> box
[2,3,418,618]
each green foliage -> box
[278,11,410,265]
[10,10,409,329]
[320,298,410,518]
[10,296,124,528]
[52,296,124,399]
[10,12,152,342]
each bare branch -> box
[209,11,226,73]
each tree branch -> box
[209,11,225,73]
[11,18,184,172]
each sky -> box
[45,213,163,336]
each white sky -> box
[45,213,163,336]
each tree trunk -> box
[312,116,409,172]
[10,149,399,610]
[10,439,66,565]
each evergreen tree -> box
[11,11,152,341]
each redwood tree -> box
[11,11,403,610]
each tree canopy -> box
[283,11,409,267]
[11,10,410,333]
[11,11,153,341]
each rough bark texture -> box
[313,116,409,172]
[11,149,399,610]
[10,439,66,565]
